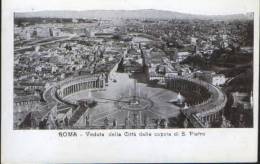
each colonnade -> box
[165,76,227,127]
[200,111,222,123]
[56,74,106,98]
[61,79,105,97]
[166,77,211,106]
[15,100,40,106]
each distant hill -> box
[14,9,254,20]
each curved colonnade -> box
[55,73,107,105]
[41,73,107,128]
[42,73,107,112]
[43,73,227,128]
[165,76,227,128]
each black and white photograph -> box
[2,0,259,163]
[13,5,255,130]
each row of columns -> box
[167,78,226,127]
[15,100,40,106]
[61,80,105,97]
[166,78,207,94]
[201,111,222,123]
[166,78,211,105]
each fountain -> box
[116,79,153,111]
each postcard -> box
[2,0,259,163]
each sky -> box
[6,0,258,15]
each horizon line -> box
[14,9,253,17]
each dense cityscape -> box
[13,10,254,129]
